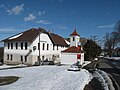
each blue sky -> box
[0,0,120,43]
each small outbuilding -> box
[61,29,84,65]
[61,46,84,65]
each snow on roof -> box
[9,33,23,40]
[0,66,92,90]
[65,39,70,45]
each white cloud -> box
[36,20,52,24]
[97,24,114,29]
[6,4,24,15]
[38,11,46,16]
[0,28,20,33]
[57,25,68,29]
[70,10,76,15]
[24,14,36,22]
[59,26,67,29]
[0,4,4,8]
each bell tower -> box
[70,29,80,47]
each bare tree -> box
[114,21,120,46]
[103,33,113,56]
[90,36,98,42]
[103,21,120,56]
[90,36,103,48]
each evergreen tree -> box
[83,39,102,61]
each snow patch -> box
[82,61,91,67]
[9,33,23,40]
[0,64,27,69]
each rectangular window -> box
[25,56,27,62]
[42,56,44,60]
[16,42,18,49]
[21,56,23,61]
[8,43,10,49]
[21,42,23,50]
[38,43,40,50]
[25,42,27,50]
[53,45,55,50]
[10,55,12,60]
[43,43,45,50]
[47,44,49,50]
[7,54,9,60]
[21,56,23,64]
[4,43,6,47]
[57,45,58,50]
[11,43,13,49]
[38,56,41,61]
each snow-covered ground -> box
[0,61,91,70]
[0,64,27,69]
[105,57,120,60]
[82,61,91,67]
[0,66,92,90]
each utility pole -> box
[38,28,42,66]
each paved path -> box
[98,58,120,90]
[83,58,120,90]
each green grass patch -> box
[0,76,19,86]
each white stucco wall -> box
[30,33,67,63]
[70,35,80,47]
[61,53,84,65]
[3,33,68,65]
[4,41,33,65]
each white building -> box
[2,28,69,65]
[61,30,84,65]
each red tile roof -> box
[62,46,84,53]
[2,28,69,47]
[70,29,80,36]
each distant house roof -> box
[2,28,69,47]
[70,29,80,36]
[62,46,84,53]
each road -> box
[98,58,120,90]
[83,57,120,90]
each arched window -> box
[73,37,75,41]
